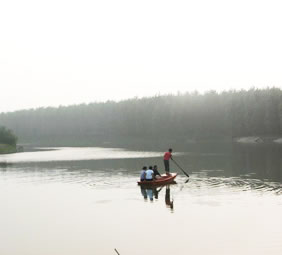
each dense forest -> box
[0,126,17,146]
[0,88,282,146]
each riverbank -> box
[0,144,17,154]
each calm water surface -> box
[0,146,282,255]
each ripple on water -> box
[1,165,282,195]
[186,175,282,196]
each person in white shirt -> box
[145,166,154,181]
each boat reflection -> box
[0,162,12,168]
[140,186,164,201]
[140,183,176,211]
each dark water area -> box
[0,143,282,255]
[4,142,282,183]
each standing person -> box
[163,148,173,175]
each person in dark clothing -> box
[153,165,161,178]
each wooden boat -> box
[137,173,178,186]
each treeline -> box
[0,88,282,146]
[0,126,17,145]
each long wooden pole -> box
[171,158,190,177]
[114,248,121,255]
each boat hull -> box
[137,173,178,186]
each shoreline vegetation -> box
[0,126,18,154]
[0,144,17,154]
[0,88,282,148]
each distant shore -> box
[234,136,282,144]
[9,135,282,153]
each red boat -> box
[137,173,178,186]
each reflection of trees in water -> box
[231,144,282,182]
[7,142,281,184]
[170,144,282,183]
[0,162,12,168]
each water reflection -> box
[0,162,11,168]
[140,185,175,211]
[172,143,282,182]
[1,145,282,255]
[0,145,282,195]
[140,186,164,201]
[0,147,164,163]
[197,176,282,195]
[1,143,281,183]
[165,186,174,210]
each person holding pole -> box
[163,148,173,175]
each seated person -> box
[153,165,161,178]
[145,166,154,181]
[140,166,147,181]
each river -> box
[0,145,281,255]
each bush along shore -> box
[0,126,18,154]
[0,144,17,154]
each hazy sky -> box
[1,0,282,112]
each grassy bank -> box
[0,144,17,154]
